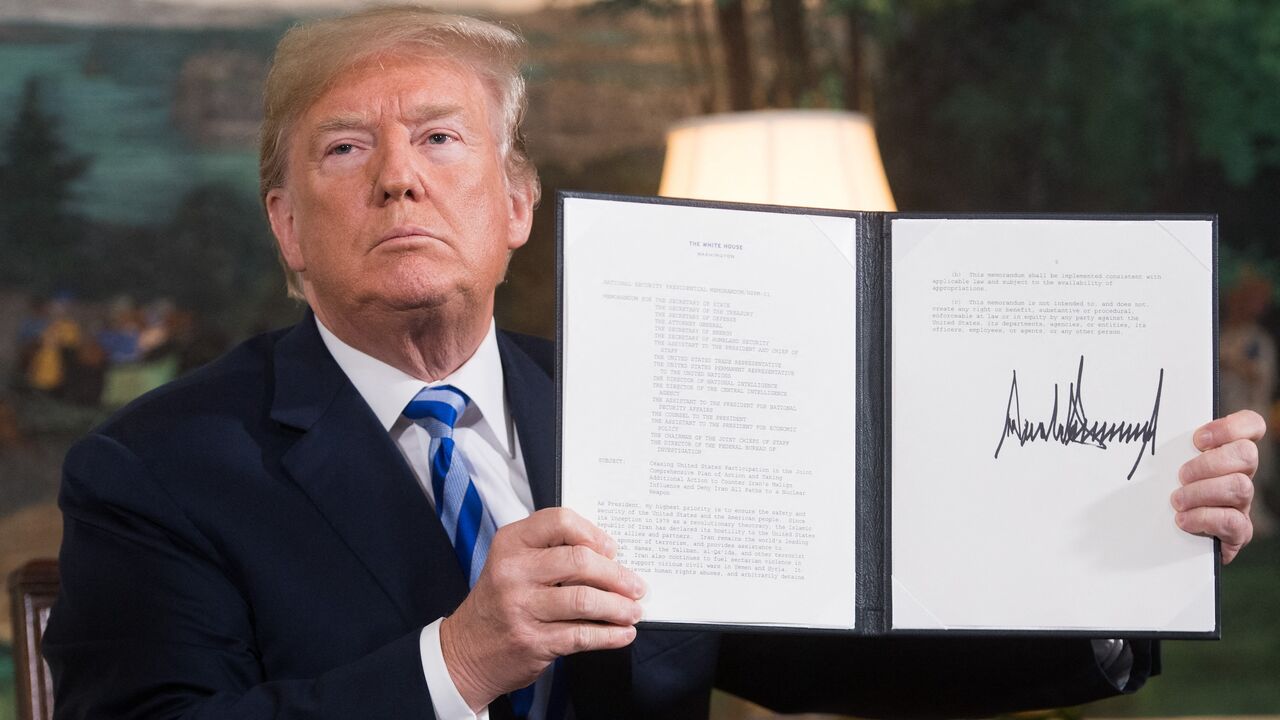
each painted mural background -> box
[3,1,1280,716]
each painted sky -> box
[157,0,552,9]
[0,0,570,26]
[157,0,537,7]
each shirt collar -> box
[314,315,510,455]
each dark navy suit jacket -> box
[44,316,1155,719]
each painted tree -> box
[714,0,758,110]
[869,0,1280,254]
[767,0,814,106]
[0,76,90,291]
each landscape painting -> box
[3,1,1280,717]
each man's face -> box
[267,54,533,320]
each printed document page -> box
[561,197,858,628]
[891,218,1215,632]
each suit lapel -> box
[272,315,469,627]
[497,332,558,511]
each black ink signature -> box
[993,356,1163,480]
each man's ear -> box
[505,178,536,252]
[266,187,306,272]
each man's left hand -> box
[1172,409,1266,563]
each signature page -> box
[561,196,858,629]
[890,218,1215,632]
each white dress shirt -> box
[317,316,533,720]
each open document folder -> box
[557,192,1218,638]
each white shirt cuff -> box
[420,619,491,720]
[1090,638,1133,689]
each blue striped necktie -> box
[403,385,496,587]
[403,385,565,719]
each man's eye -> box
[427,133,451,145]
[329,143,354,155]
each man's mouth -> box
[378,225,441,246]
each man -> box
[45,6,1264,719]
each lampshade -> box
[657,109,896,211]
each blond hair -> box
[259,5,539,299]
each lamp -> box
[657,109,896,211]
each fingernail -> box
[1174,512,1187,528]
[631,573,647,598]
[1170,490,1183,511]
[1196,430,1212,449]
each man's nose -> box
[373,139,425,204]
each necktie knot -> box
[404,384,470,438]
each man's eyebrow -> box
[311,114,372,140]
[405,103,466,125]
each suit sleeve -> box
[44,433,438,720]
[715,631,1158,718]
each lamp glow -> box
[658,109,896,211]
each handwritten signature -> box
[993,356,1163,480]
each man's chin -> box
[306,273,489,321]
[364,283,478,315]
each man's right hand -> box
[439,507,645,711]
